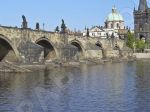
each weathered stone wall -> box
[85,50,103,59]
[4,50,19,62]
[60,45,78,61]
[0,26,130,63]
[106,50,120,58]
[133,53,150,59]
[18,41,44,64]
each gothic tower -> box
[134,0,150,39]
[138,0,148,11]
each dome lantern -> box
[106,6,124,22]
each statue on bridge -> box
[111,33,115,38]
[106,33,109,39]
[36,22,40,30]
[22,15,28,29]
[55,26,60,33]
[86,28,89,37]
[61,19,67,33]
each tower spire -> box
[138,0,148,11]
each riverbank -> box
[0,57,136,72]
[133,53,150,59]
[21,57,136,71]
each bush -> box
[126,32,146,52]
[126,32,135,49]
[135,39,145,52]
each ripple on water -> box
[0,61,150,112]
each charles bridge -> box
[0,23,130,64]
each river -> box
[0,61,150,112]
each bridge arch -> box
[35,37,58,61]
[0,34,19,62]
[70,40,85,59]
[95,41,106,58]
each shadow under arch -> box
[0,34,19,62]
[70,40,85,60]
[95,41,107,58]
[35,37,58,61]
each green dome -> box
[106,7,124,22]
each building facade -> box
[105,6,124,30]
[83,7,126,39]
[134,0,150,39]
[83,26,119,38]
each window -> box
[111,24,113,28]
[117,23,119,28]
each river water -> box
[0,61,150,112]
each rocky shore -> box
[0,57,136,73]
[0,61,31,73]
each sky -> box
[0,0,144,31]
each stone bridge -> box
[0,26,129,63]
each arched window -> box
[117,23,119,28]
[111,24,113,28]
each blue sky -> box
[0,0,141,31]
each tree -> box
[126,32,135,49]
[145,39,150,49]
[135,39,145,52]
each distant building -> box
[83,26,105,38]
[83,26,119,38]
[83,6,127,39]
[105,6,125,30]
[134,0,150,39]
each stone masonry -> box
[0,25,129,63]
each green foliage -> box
[145,40,150,48]
[126,32,146,52]
[135,39,146,52]
[126,32,135,49]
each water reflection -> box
[135,60,150,112]
[0,61,150,111]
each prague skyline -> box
[0,0,144,31]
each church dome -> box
[106,7,124,22]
